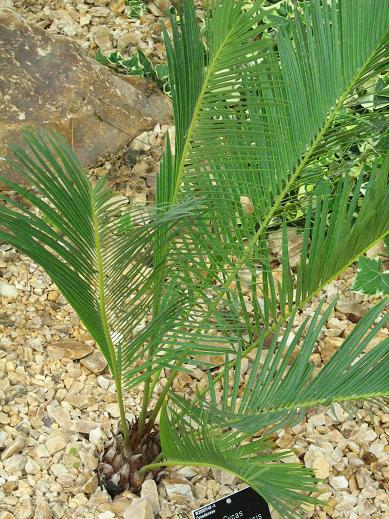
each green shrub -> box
[1,1,388,516]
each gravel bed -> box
[1,1,388,518]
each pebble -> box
[4,454,27,474]
[97,375,110,389]
[0,282,18,298]
[123,499,154,519]
[47,340,94,360]
[1,435,25,460]
[329,475,349,490]
[80,350,108,374]
[106,403,120,418]
[25,457,40,475]
[89,426,104,445]
[98,513,115,519]
[164,478,194,502]
[94,27,112,50]
[33,497,52,519]
[141,479,160,513]
[46,431,68,455]
[312,456,330,479]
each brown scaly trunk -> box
[98,420,161,497]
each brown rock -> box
[47,340,94,360]
[319,337,343,363]
[80,350,108,374]
[336,302,369,323]
[63,394,92,410]
[81,474,99,494]
[0,9,171,185]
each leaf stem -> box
[91,194,131,452]
[148,367,179,427]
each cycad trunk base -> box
[98,421,161,497]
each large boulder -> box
[0,8,171,183]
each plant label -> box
[192,487,272,519]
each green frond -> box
[0,130,235,386]
[159,299,388,517]
[159,402,319,519]
[186,299,389,435]
[153,0,389,355]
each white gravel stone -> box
[164,478,194,502]
[141,479,160,513]
[46,431,67,454]
[4,454,26,474]
[98,513,115,519]
[0,282,18,298]
[1,435,25,460]
[97,375,110,390]
[24,457,40,475]
[312,455,330,479]
[329,475,349,490]
[89,426,104,445]
[123,499,154,519]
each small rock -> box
[47,340,94,360]
[1,435,25,460]
[4,454,26,474]
[329,475,348,490]
[69,493,88,509]
[141,479,160,513]
[25,457,40,474]
[0,0,13,9]
[94,27,112,50]
[89,426,104,445]
[0,512,15,519]
[164,478,194,502]
[98,513,115,519]
[51,463,68,478]
[320,337,343,363]
[33,497,52,519]
[82,474,99,494]
[220,471,238,485]
[97,375,110,390]
[335,493,357,511]
[47,290,59,301]
[336,302,368,323]
[327,402,348,423]
[0,282,18,298]
[308,413,326,427]
[79,13,91,27]
[14,498,33,519]
[106,403,120,418]
[0,411,10,424]
[46,431,68,454]
[123,499,153,519]
[80,350,108,374]
[176,466,198,479]
[67,419,101,435]
[35,445,50,458]
[63,393,91,410]
[312,456,330,479]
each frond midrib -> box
[171,14,245,206]
[199,29,389,325]
[243,391,389,418]
[193,31,389,399]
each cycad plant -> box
[1,1,389,517]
